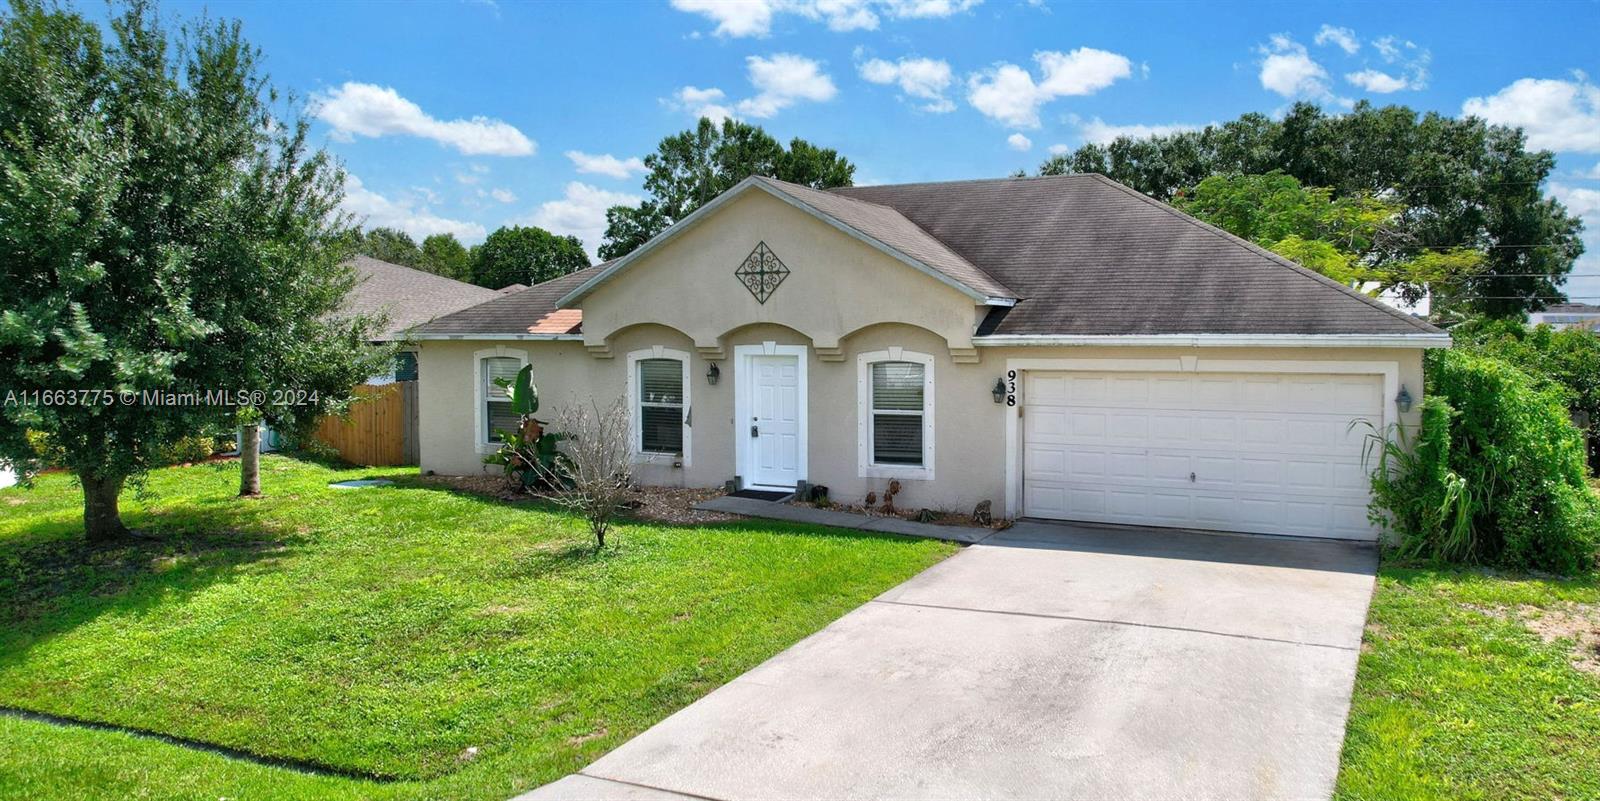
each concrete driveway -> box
[522,521,1377,801]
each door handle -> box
[751,424,759,438]
[1189,472,1196,482]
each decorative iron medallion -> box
[734,241,789,304]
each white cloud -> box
[1583,162,1600,179]
[1007,132,1032,151]
[1372,35,1414,63]
[670,0,979,38]
[1552,182,1600,219]
[859,56,955,112]
[313,82,535,157]
[489,188,517,204]
[967,64,1044,128]
[342,174,486,243]
[1314,24,1359,54]
[670,0,775,37]
[667,85,736,124]
[1345,69,1410,93]
[966,47,1132,128]
[1075,117,1204,144]
[737,53,838,118]
[565,150,647,179]
[1550,182,1600,306]
[1257,34,1332,100]
[1047,143,1072,155]
[1463,75,1600,153]
[528,182,644,260]
[670,55,837,122]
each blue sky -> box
[158,0,1600,297]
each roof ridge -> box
[1082,174,1440,333]
[829,173,1097,192]
[754,176,1018,300]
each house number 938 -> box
[1006,370,1017,407]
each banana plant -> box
[485,364,569,488]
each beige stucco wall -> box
[418,181,1428,519]
[421,331,1423,517]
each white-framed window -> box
[626,347,691,464]
[473,347,527,452]
[857,348,934,480]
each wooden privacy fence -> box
[313,382,419,466]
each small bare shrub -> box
[534,398,634,549]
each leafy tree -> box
[419,232,470,281]
[1041,102,1585,318]
[471,225,588,289]
[598,117,856,260]
[0,0,388,537]
[1174,172,1484,296]
[355,226,422,268]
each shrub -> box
[157,434,219,466]
[1451,317,1600,468]
[1367,350,1599,573]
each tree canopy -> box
[0,0,388,539]
[1041,102,1585,318]
[598,117,856,260]
[470,225,589,289]
[1173,172,1485,301]
[419,233,470,281]
[353,226,422,269]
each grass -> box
[1336,564,1600,801]
[0,456,955,800]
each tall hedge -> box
[1370,350,1599,573]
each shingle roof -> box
[342,255,500,340]
[833,174,1439,336]
[753,177,1015,300]
[412,264,609,337]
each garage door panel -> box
[1024,370,1382,541]
[1106,451,1146,480]
[1068,448,1107,480]
[1025,444,1068,479]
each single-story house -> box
[411,174,1448,541]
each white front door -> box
[1022,370,1384,540]
[738,347,806,489]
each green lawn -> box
[0,456,955,800]
[1336,565,1600,801]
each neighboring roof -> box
[498,283,529,293]
[559,176,1016,308]
[834,174,1440,337]
[412,263,610,338]
[1536,302,1600,314]
[343,255,500,340]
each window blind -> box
[639,358,684,454]
[483,357,521,442]
[871,361,924,465]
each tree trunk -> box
[239,423,262,497]
[82,472,129,542]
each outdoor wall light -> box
[1395,385,1413,413]
[706,362,720,386]
[992,378,1007,404]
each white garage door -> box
[1022,371,1383,540]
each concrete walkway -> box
[693,495,992,543]
[521,521,1377,801]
